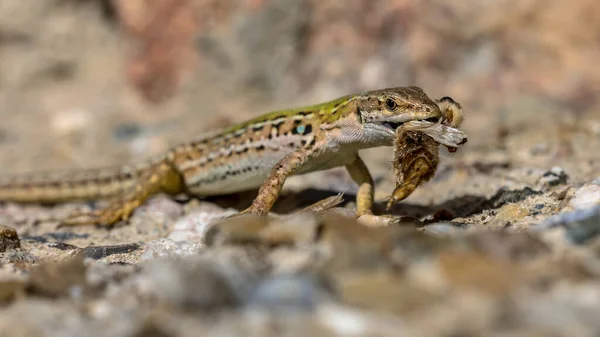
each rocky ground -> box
[1,0,600,336]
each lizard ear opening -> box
[356,107,364,124]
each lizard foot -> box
[59,201,138,228]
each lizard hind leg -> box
[60,160,184,227]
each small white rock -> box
[568,183,600,210]
[141,238,203,261]
[167,208,237,242]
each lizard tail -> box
[0,159,160,203]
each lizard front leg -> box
[233,133,325,217]
[238,149,316,216]
[345,155,374,216]
[61,160,184,227]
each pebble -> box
[140,257,240,310]
[488,187,542,208]
[81,243,141,260]
[334,269,438,315]
[141,238,203,261]
[205,211,320,247]
[0,225,20,252]
[567,183,600,210]
[422,223,466,237]
[437,249,525,296]
[0,280,26,303]
[27,253,87,297]
[246,274,331,312]
[168,208,237,243]
[534,205,600,244]
[258,212,319,246]
[538,167,569,188]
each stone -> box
[536,206,600,245]
[27,253,87,297]
[0,280,26,303]
[568,183,600,211]
[81,243,141,260]
[246,274,332,312]
[206,211,320,247]
[140,257,241,310]
[0,225,20,252]
[168,207,237,243]
[422,223,467,237]
[538,167,569,188]
[141,238,203,261]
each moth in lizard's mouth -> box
[382,117,440,131]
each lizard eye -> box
[385,99,397,111]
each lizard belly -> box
[182,139,357,196]
[183,147,294,196]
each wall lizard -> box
[0,86,459,226]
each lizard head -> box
[357,86,444,140]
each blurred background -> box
[1,0,599,191]
[3,3,600,334]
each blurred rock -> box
[0,225,20,252]
[27,253,87,297]
[334,270,440,315]
[319,211,448,272]
[488,187,542,209]
[81,243,141,260]
[140,256,242,310]
[537,206,600,245]
[205,214,270,246]
[168,206,236,242]
[246,274,333,312]
[568,183,600,211]
[0,279,26,303]
[206,211,320,247]
[458,231,550,261]
[268,248,315,274]
[437,249,526,296]
[141,238,202,260]
[538,167,569,189]
[422,222,466,237]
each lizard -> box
[0,86,457,226]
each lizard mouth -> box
[381,117,440,131]
[382,121,404,130]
